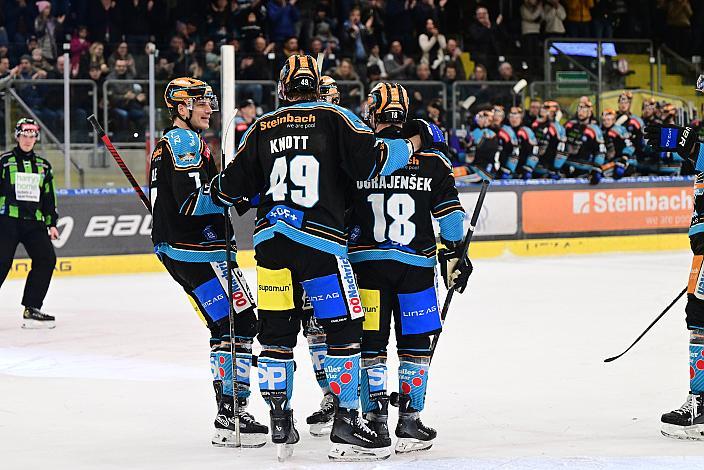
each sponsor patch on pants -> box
[397,286,441,335]
[302,274,347,320]
[360,289,381,331]
[257,266,295,311]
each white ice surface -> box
[2,251,704,469]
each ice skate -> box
[363,396,390,442]
[328,407,391,461]
[212,393,268,448]
[661,393,704,440]
[268,397,299,462]
[306,392,335,437]
[394,393,436,453]
[21,307,55,329]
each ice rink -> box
[2,250,704,469]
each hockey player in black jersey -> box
[563,97,606,183]
[531,101,568,179]
[148,77,267,448]
[507,106,540,179]
[600,108,636,179]
[348,82,472,454]
[644,119,704,439]
[210,54,445,461]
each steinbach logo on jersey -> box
[356,175,432,191]
[259,113,316,131]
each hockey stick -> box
[430,178,490,363]
[604,286,687,363]
[87,114,151,213]
[220,107,241,447]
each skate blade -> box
[661,423,704,441]
[21,319,55,329]
[309,420,333,437]
[276,443,294,462]
[395,437,433,454]
[328,443,391,461]
[212,429,268,448]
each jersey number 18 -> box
[367,193,416,245]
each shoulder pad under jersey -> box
[551,122,566,139]
[586,123,604,142]
[471,127,495,142]
[519,126,538,145]
[164,128,202,169]
[610,124,629,139]
[289,100,372,134]
[416,148,452,170]
[501,125,518,144]
[629,115,644,130]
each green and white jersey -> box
[0,147,58,226]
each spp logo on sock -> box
[258,362,287,390]
[572,192,590,214]
[367,367,387,393]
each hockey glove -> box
[438,239,473,294]
[644,124,699,159]
[402,118,449,154]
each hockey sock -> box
[691,329,704,394]
[399,355,430,412]
[325,344,360,410]
[235,336,254,400]
[307,334,330,393]
[361,354,388,413]
[211,343,234,397]
[258,346,295,410]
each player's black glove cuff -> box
[644,124,699,159]
[438,238,473,294]
[401,118,449,154]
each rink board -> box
[7,232,689,278]
[7,176,694,278]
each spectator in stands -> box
[43,55,73,134]
[234,98,257,148]
[525,98,542,126]
[205,0,236,43]
[70,25,91,77]
[15,55,46,122]
[108,42,136,77]
[418,18,446,79]
[363,0,387,51]
[163,34,191,77]
[79,42,109,78]
[565,0,594,37]
[544,0,567,37]
[34,1,64,61]
[87,64,106,116]
[425,98,446,134]
[410,62,435,118]
[412,0,440,33]
[442,62,458,98]
[0,57,18,89]
[330,57,360,82]
[521,0,543,72]
[466,63,492,108]
[341,6,370,66]
[663,0,693,58]
[443,38,466,80]
[5,0,37,49]
[275,36,301,70]
[201,39,221,82]
[239,35,274,104]
[314,21,340,55]
[267,0,300,45]
[30,48,52,76]
[498,62,516,81]
[591,0,615,38]
[119,0,155,45]
[366,44,387,80]
[106,58,146,140]
[385,0,415,53]
[155,56,174,80]
[133,42,156,79]
[468,6,502,77]
[87,0,122,44]
[496,62,518,110]
[384,40,415,80]
[308,37,335,73]
[241,10,264,53]
[367,63,382,83]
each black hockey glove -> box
[438,239,473,294]
[401,118,449,154]
[209,175,252,215]
[644,124,699,159]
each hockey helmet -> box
[364,82,409,125]
[319,75,340,105]
[14,117,40,141]
[164,77,219,118]
[278,54,320,101]
[601,108,616,127]
[618,91,633,103]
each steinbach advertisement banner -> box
[522,187,693,234]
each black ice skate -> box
[212,383,268,448]
[328,407,391,461]
[306,392,335,437]
[269,396,299,462]
[363,396,390,442]
[21,307,55,329]
[394,393,437,453]
[661,392,704,440]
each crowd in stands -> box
[0,0,702,175]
